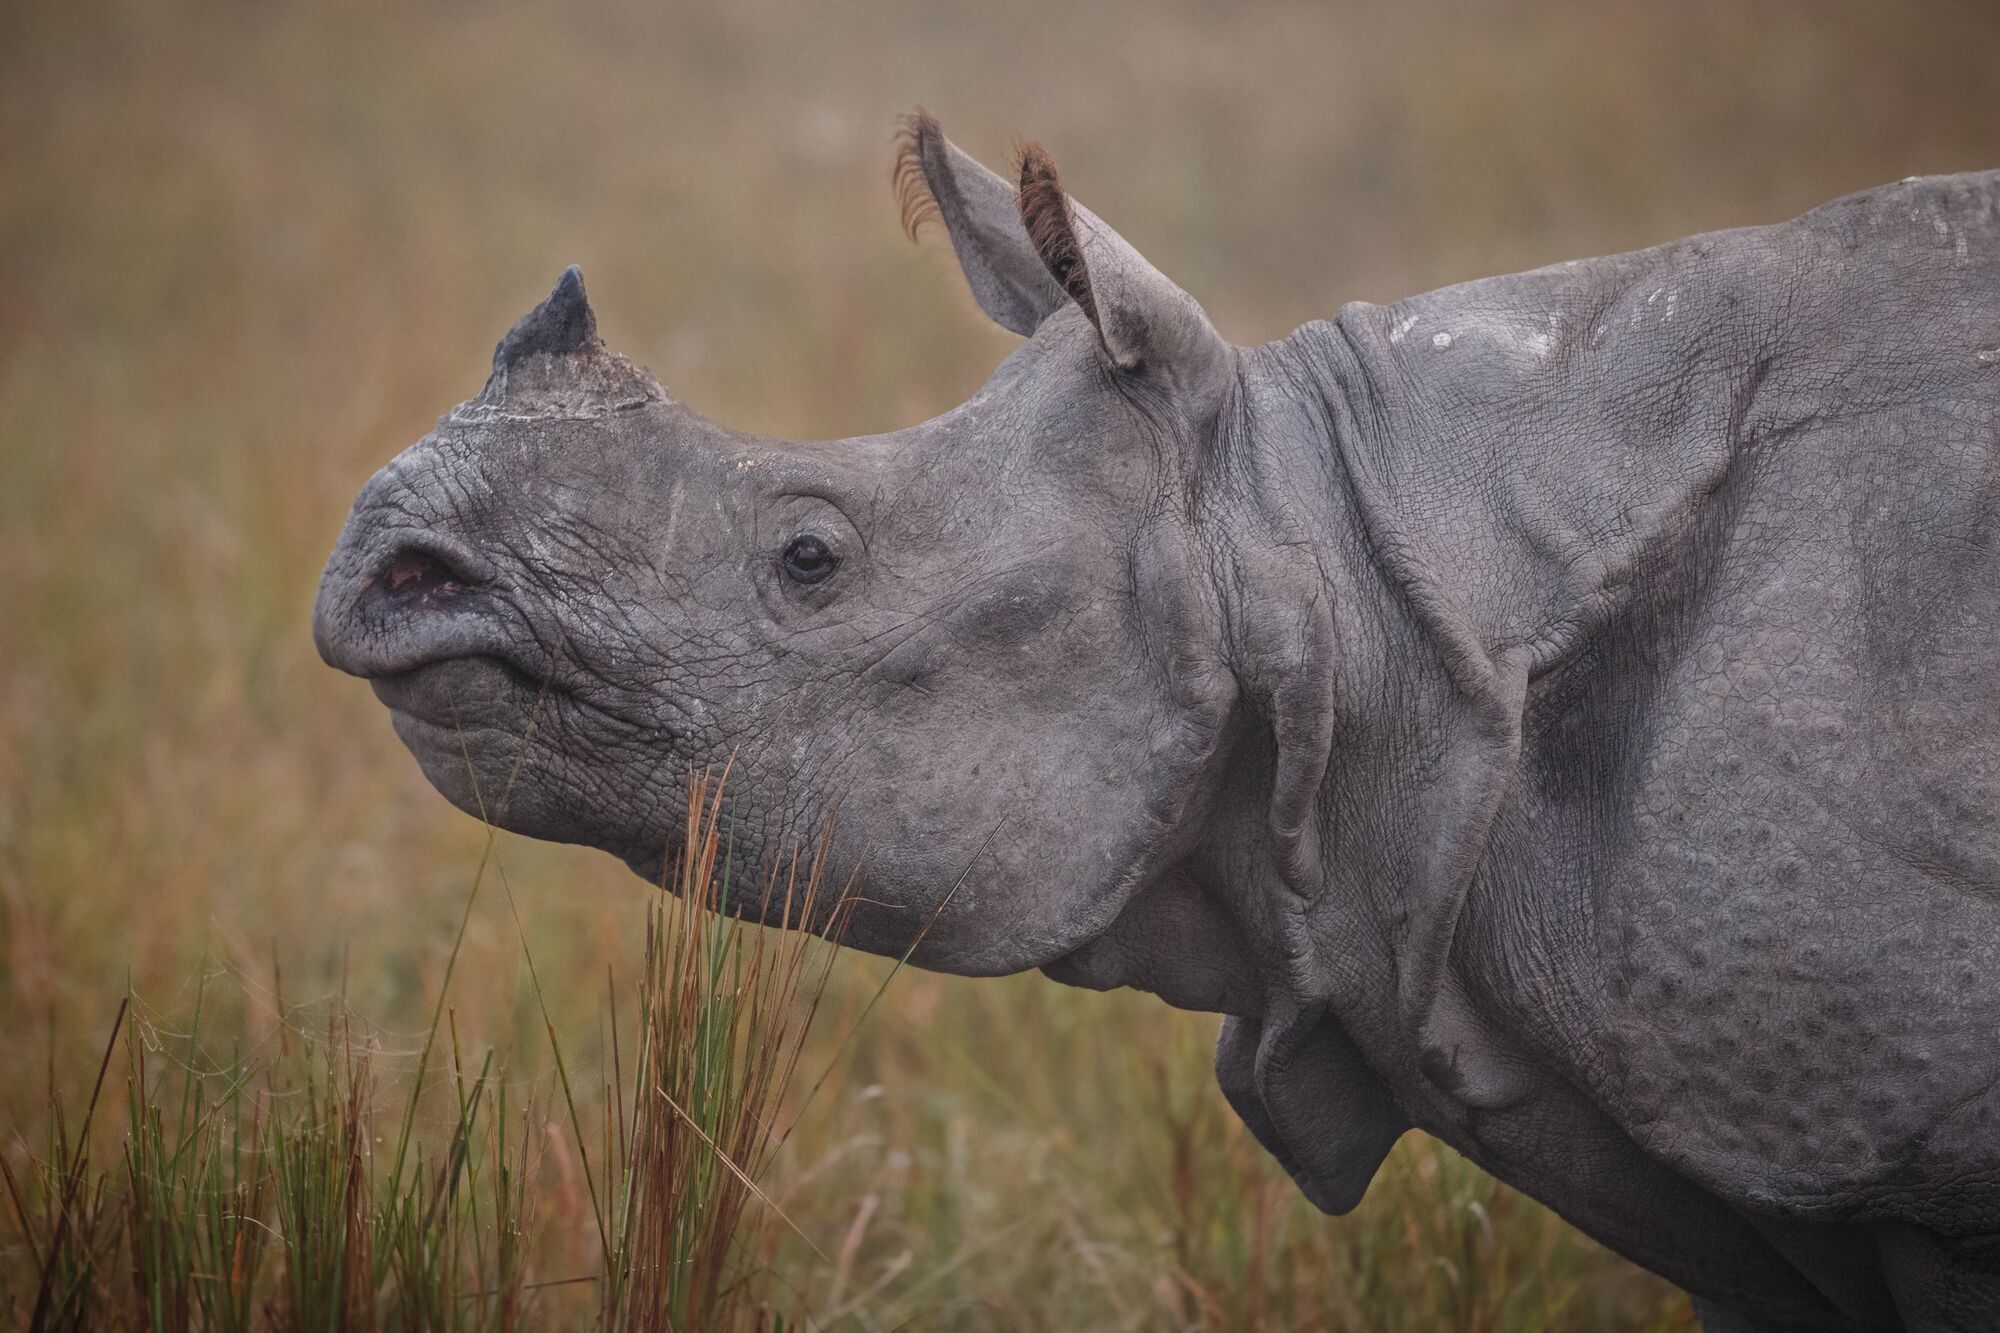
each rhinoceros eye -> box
[780,534,839,585]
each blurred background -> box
[4,0,1998,1326]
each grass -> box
[4,770,858,1331]
[8,0,1998,1327]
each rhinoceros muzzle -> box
[314,519,504,669]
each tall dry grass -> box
[5,771,863,1331]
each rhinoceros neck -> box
[1231,259,1762,1121]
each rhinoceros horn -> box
[459,265,664,423]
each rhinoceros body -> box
[316,118,2000,1329]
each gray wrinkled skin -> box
[315,124,2000,1331]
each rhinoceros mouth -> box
[369,654,556,733]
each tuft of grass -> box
[122,985,271,1333]
[0,772,849,1332]
[5,1000,126,1333]
[598,771,848,1331]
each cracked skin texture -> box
[315,122,2000,1331]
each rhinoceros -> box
[314,113,2000,1330]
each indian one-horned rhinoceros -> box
[313,113,2000,1330]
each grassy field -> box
[4,0,1997,1326]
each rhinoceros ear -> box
[1014,140,1227,380]
[895,110,1067,336]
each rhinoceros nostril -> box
[389,550,448,591]
[374,542,483,609]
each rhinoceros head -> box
[314,116,1255,975]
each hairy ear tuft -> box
[1014,141,1099,330]
[889,110,1065,335]
[892,109,944,242]
[888,111,1221,373]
